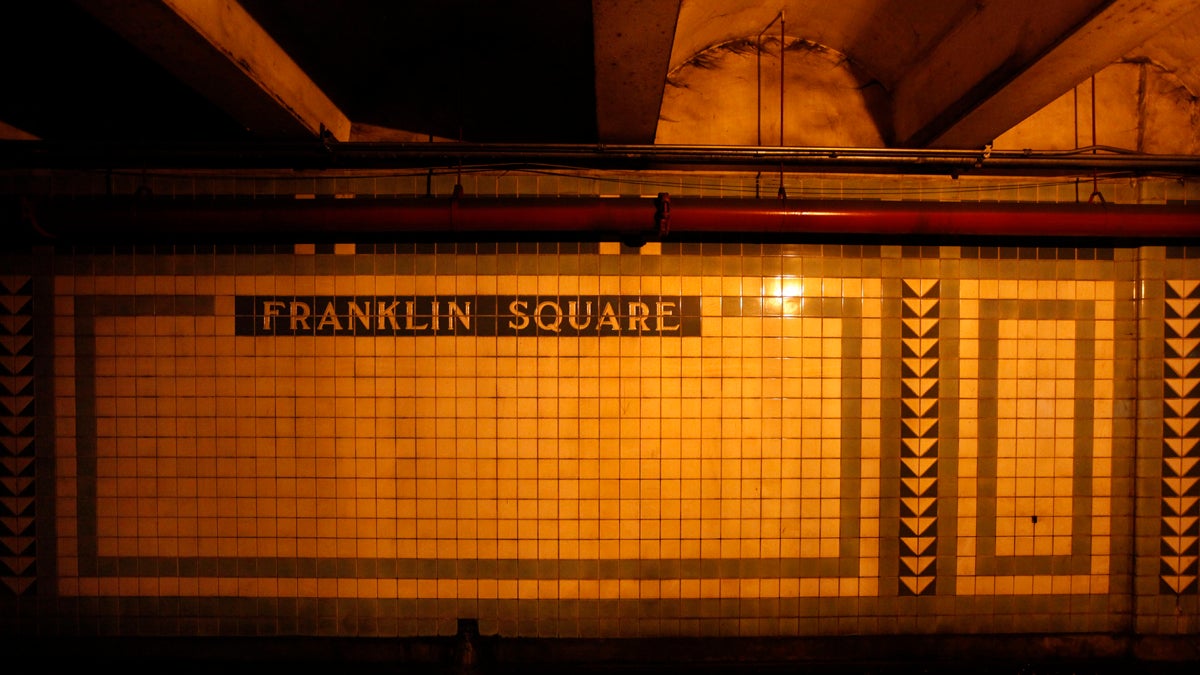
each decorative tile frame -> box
[0,241,1186,638]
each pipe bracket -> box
[655,192,671,238]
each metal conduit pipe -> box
[11,194,1200,242]
[6,141,1200,175]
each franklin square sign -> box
[235,295,703,337]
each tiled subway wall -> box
[1,241,1197,638]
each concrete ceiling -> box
[2,0,1198,154]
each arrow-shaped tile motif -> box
[1164,456,1200,478]
[0,314,30,336]
[0,375,32,396]
[0,334,32,355]
[0,535,34,556]
[1162,281,1200,595]
[0,555,34,576]
[0,455,33,476]
[0,396,34,416]
[0,294,30,315]
[0,436,32,455]
[1165,331,1200,358]
[899,279,939,596]
[900,536,937,557]
[900,436,938,459]
[0,277,30,295]
[0,273,34,596]
[0,576,34,594]
[1162,495,1200,517]
[900,496,938,518]
[901,417,939,439]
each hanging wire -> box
[1089,75,1106,203]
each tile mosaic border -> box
[68,293,874,584]
[0,274,36,596]
[975,299,1097,576]
[9,242,1152,638]
[1161,280,1200,596]
[897,279,939,596]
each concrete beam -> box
[893,0,1199,149]
[349,123,456,143]
[0,120,38,141]
[593,0,681,143]
[75,0,351,141]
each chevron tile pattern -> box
[1162,280,1200,595]
[899,280,939,596]
[0,274,35,596]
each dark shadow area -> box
[5,633,1198,675]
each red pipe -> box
[15,195,1200,241]
[667,199,1200,237]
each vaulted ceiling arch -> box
[656,36,889,147]
[0,0,1197,160]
